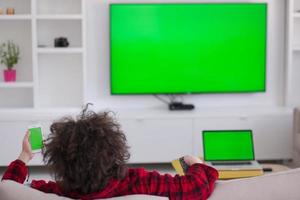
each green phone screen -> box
[29,127,43,150]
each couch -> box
[1,168,300,200]
[293,107,300,167]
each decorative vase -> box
[6,7,15,15]
[4,69,16,82]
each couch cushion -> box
[209,168,300,200]
[0,180,167,200]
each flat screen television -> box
[110,3,267,94]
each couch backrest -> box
[209,168,300,200]
[294,107,300,153]
[2,168,300,200]
[293,107,300,168]
[0,181,71,200]
[0,180,168,200]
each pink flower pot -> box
[3,69,16,82]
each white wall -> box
[85,0,286,110]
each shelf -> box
[0,0,31,16]
[0,15,31,20]
[0,87,33,108]
[37,20,82,48]
[293,45,300,51]
[36,15,82,20]
[294,13,300,18]
[38,54,83,107]
[0,82,34,88]
[37,0,82,15]
[37,48,83,54]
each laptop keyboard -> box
[211,161,252,166]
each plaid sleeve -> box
[1,159,28,184]
[31,180,63,195]
[121,163,218,200]
[186,163,219,197]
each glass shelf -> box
[37,47,83,54]
[0,15,31,20]
[0,82,33,88]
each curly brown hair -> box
[42,108,130,194]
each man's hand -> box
[183,155,204,166]
[18,131,33,164]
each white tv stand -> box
[116,106,293,163]
[0,106,293,166]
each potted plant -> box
[0,41,20,82]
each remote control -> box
[263,167,273,172]
[179,157,189,173]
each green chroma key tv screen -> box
[110,3,267,94]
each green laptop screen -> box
[203,130,254,161]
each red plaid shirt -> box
[2,160,218,200]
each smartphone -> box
[28,125,43,153]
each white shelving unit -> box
[0,0,86,109]
[286,0,300,107]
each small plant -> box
[0,41,20,70]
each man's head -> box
[42,108,130,194]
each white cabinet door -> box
[249,116,293,160]
[0,120,52,166]
[0,122,30,166]
[120,118,193,163]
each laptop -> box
[202,130,262,170]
